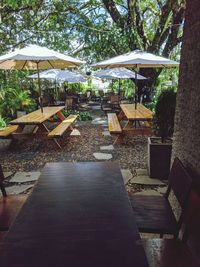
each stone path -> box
[3,172,13,178]
[0,184,33,196]
[93,153,113,160]
[92,117,108,125]
[102,131,111,137]
[10,171,40,183]
[134,189,161,196]
[121,169,133,185]
[100,145,114,151]
[70,129,81,136]
[130,168,166,186]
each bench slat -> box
[48,115,77,138]
[107,113,122,134]
[0,125,18,138]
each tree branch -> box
[149,0,177,53]
[102,0,125,28]
[162,6,185,57]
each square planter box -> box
[148,137,172,180]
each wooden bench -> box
[0,125,18,139]
[107,113,123,145]
[107,113,122,134]
[48,114,77,138]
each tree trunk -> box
[172,0,200,177]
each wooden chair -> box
[65,98,73,110]
[110,95,120,106]
[0,164,6,197]
[129,158,192,238]
[142,190,200,267]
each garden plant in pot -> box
[13,89,36,118]
[148,89,176,179]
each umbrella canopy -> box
[0,45,84,70]
[28,69,86,83]
[92,50,179,108]
[0,45,84,112]
[94,67,147,80]
[92,50,179,68]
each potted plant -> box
[148,89,176,179]
[11,89,36,118]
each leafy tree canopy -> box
[0,0,185,84]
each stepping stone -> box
[92,118,108,125]
[93,153,112,160]
[3,172,13,178]
[0,185,33,196]
[134,189,161,196]
[70,129,81,136]
[10,172,40,183]
[136,168,148,176]
[121,169,133,185]
[100,145,114,151]
[102,131,111,137]
[157,186,168,194]
[130,175,165,185]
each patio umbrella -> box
[0,45,84,112]
[92,50,179,107]
[28,69,86,83]
[94,67,147,95]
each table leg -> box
[37,123,61,149]
[118,110,125,121]
[123,120,133,130]
[56,111,66,121]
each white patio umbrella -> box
[94,67,147,95]
[92,50,179,68]
[94,67,147,79]
[92,50,179,107]
[0,45,84,112]
[28,69,86,83]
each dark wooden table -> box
[0,162,149,267]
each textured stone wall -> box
[172,0,200,178]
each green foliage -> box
[0,0,184,65]
[144,96,157,112]
[62,110,92,121]
[0,116,7,130]
[0,87,37,118]
[108,79,135,98]
[153,89,177,142]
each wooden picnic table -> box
[119,104,153,135]
[10,106,65,125]
[0,162,149,267]
[120,103,153,122]
[8,106,68,148]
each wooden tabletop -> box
[0,162,149,267]
[10,106,65,125]
[120,103,153,121]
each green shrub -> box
[62,110,92,121]
[153,89,176,142]
[0,116,7,130]
[0,87,37,118]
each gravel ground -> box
[0,104,157,197]
[0,121,148,173]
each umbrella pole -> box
[135,66,138,109]
[37,62,43,113]
[118,79,120,96]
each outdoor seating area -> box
[0,1,200,267]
